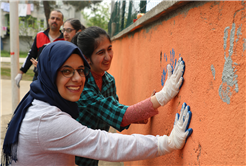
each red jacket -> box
[20,28,64,74]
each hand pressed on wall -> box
[155,57,185,106]
[158,102,193,155]
[169,102,193,147]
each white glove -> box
[155,57,185,106]
[158,103,193,156]
[15,73,23,88]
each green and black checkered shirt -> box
[75,72,129,166]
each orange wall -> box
[108,1,245,165]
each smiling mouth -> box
[67,86,80,90]
[103,61,110,65]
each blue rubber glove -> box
[173,102,193,144]
[158,103,193,155]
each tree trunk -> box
[43,1,51,29]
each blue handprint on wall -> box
[161,49,180,86]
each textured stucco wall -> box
[108,1,245,165]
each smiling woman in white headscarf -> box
[1,41,193,166]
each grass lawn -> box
[1,51,32,80]
[1,50,28,58]
[1,67,34,81]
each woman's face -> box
[63,22,80,42]
[56,54,86,102]
[87,35,113,75]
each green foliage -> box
[82,2,110,32]
[19,15,45,47]
[5,14,44,48]
[19,15,36,28]
[33,0,102,26]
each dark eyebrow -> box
[95,49,104,55]
[61,65,72,68]
[78,65,85,68]
[61,65,84,68]
[95,45,112,54]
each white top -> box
[12,99,160,166]
[48,34,55,43]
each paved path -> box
[0,57,33,156]
[0,79,31,157]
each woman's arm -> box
[38,103,192,162]
[121,97,158,127]
[121,58,185,126]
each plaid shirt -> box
[75,72,129,166]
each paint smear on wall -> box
[211,64,215,80]
[218,23,239,104]
[243,38,246,54]
[161,49,180,86]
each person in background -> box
[72,26,187,166]
[63,18,86,42]
[1,41,193,166]
[15,10,64,86]
[30,18,86,68]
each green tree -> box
[82,2,110,32]
[19,15,45,48]
[32,1,55,28]
[33,1,102,29]
[5,14,44,48]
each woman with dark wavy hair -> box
[72,26,193,166]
